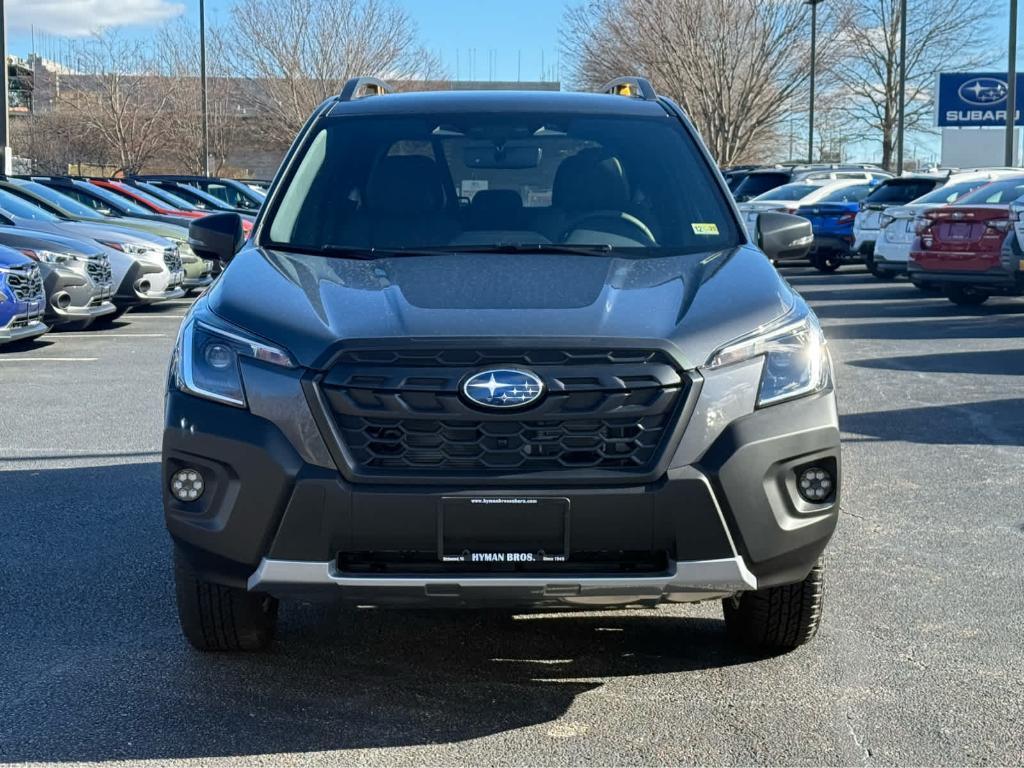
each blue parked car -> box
[0,245,48,345]
[796,182,878,272]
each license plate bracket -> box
[440,496,569,564]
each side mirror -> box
[756,211,813,262]
[189,212,245,264]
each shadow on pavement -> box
[840,398,1024,446]
[2,461,761,764]
[847,349,1024,377]
[824,314,1024,341]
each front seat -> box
[534,148,633,241]
[364,155,459,248]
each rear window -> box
[818,184,873,203]
[753,183,821,202]
[912,180,987,205]
[956,178,1024,205]
[733,172,789,198]
[865,179,940,204]
[266,112,740,255]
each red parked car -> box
[908,176,1024,305]
[89,179,253,236]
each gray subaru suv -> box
[166,77,839,653]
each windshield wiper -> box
[317,243,615,259]
[444,243,614,256]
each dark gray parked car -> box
[166,78,839,654]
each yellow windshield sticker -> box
[691,223,719,236]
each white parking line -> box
[54,333,169,338]
[124,314,185,320]
[0,357,99,362]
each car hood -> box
[207,245,796,370]
[0,227,106,259]
[97,216,189,242]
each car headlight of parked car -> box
[19,248,81,265]
[704,305,831,407]
[172,314,295,407]
[98,240,164,260]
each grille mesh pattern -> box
[320,346,686,476]
[85,256,112,286]
[4,265,44,301]
[163,247,182,273]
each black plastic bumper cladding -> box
[164,381,840,590]
[697,390,841,587]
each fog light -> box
[170,468,205,502]
[797,466,833,503]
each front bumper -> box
[164,368,841,606]
[0,315,49,344]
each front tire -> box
[723,557,825,652]
[173,548,278,651]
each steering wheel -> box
[560,210,658,246]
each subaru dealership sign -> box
[937,72,1024,127]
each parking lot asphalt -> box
[2,272,1022,767]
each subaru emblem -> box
[462,369,545,409]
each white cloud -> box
[8,0,185,37]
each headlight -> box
[20,248,80,265]
[705,306,831,407]
[172,316,294,407]
[99,240,163,259]
[177,240,197,260]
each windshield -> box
[12,181,106,219]
[956,177,1024,205]
[265,112,739,255]
[733,172,789,198]
[0,189,63,222]
[66,183,152,215]
[753,183,821,202]
[136,183,198,210]
[818,184,873,203]
[865,179,940,204]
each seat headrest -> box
[551,148,629,212]
[366,155,445,214]
[469,189,523,228]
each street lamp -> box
[896,0,907,173]
[1007,0,1018,166]
[806,0,826,164]
[199,0,210,176]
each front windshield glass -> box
[753,183,821,202]
[13,181,106,219]
[74,183,152,215]
[956,177,1024,205]
[265,112,740,255]
[0,189,62,222]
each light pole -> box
[806,0,826,164]
[1006,0,1018,166]
[199,0,210,176]
[896,0,907,173]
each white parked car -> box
[739,179,871,238]
[872,170,1024,281]
[852,176,950,269]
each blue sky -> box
[7,0,573,82]
[5,0,1020,163]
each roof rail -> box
[599,77,657,100]
[339,77,391,101]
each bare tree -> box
[226,0,446,147]
[11,111,111,174]
[832,0,996,169]
[58,32,178,174]
[562,0,840,166]
[155,19,240,174]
